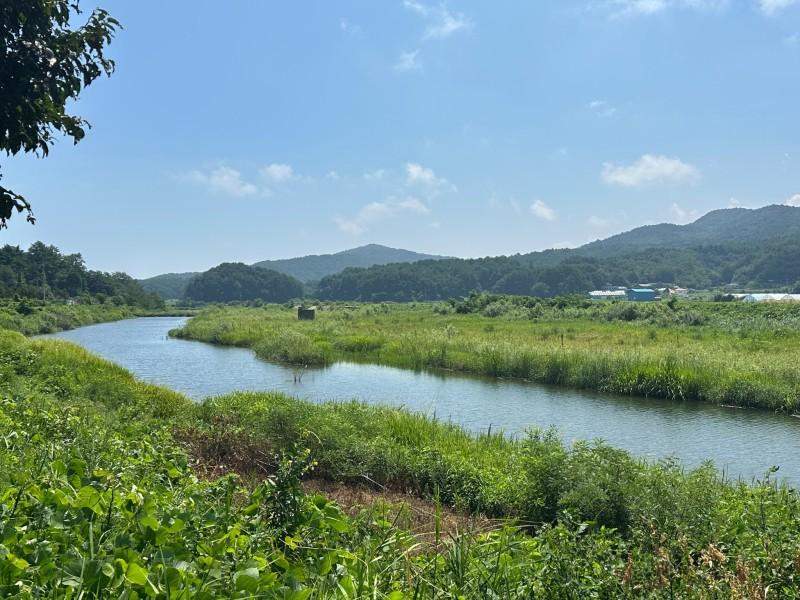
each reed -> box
[2,329,800,596]
[174,302,800,411]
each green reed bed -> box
[173,302,800,412]
[4,329,800,597]
[0,301,139,336]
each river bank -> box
[172,301,800,412]
[0,300,197,336]
[44,316,800,487]
[3,328,800,596]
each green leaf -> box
[139,515,160,530]
[234,567,260,592]
[125,563,149,586]
[102,562,115,578]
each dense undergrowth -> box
[3,329,800,596]
[173,299,800,412]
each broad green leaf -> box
[125,563,149,586]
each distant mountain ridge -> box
[252,244,448,283]
[140,206,800,300]
[314,205,800,301]
[137,272,197,300]
[139,244,448,299]
[578,205,800,257]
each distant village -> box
[588,288,800,303]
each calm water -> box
[42,317,800,486]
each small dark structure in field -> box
[298,306,317,320]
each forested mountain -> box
[579,205,800,257]
[140,244,447,299]
[252,244,447,282]
[143,205,800,303]
[183,263,303,303]
[0,242,163,308]
[315,241,800,302]
[138,272,197,300]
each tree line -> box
[0,242,163,308]
[184,262,304,303]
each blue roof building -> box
[625,288,657,302]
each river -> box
[42,316,800,486]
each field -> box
[173,296,800,412]
[3,328,800,597]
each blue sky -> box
[2,0,800,277]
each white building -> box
[667,287,690,298]
[742,293,791,303]
[588,290,626,300]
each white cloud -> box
[727,197,743,208]
[530,200,557,221]
[405,162,451,188]
[339,18,361,34]
[326,170,340,181]
[403,1,473,39]
[395,197,431,213]
[785,194,800,207]
[600,0,728,17]
[403,0,430,16]
[602,154,700,187]
[260,163,295,183]
[334,197,430,234]
[333,217,366,235]
[669,203,700,224]
[759,0,800,15]
[588,100,617,118]
[363,168,387,181]
[395,50,422,71]
[588,215,614,228]
[784,33,799,46]
[187,166,258,197]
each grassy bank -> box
[3,330,800,596]
[173,300,800,412]
[0,300,197,336]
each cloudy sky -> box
[3,0,799,277]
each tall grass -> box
[0,301,139,335]
[3,329,800,596]
[174,303,800,411]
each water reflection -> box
[42,317,800,486]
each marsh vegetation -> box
[3,330,800,597]
[173,296,800,412]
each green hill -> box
[140,244,448,299]
[184,263,303,303]
[138,272,198,300]
[315,206,800,301]
[252,244,447,282]
[579,204,800,257]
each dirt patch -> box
[175,425,497,543]
[304,479,497,544]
